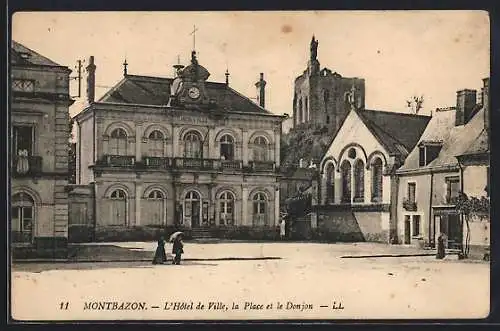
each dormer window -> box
[418,141,442,167]
[19,52,31,59]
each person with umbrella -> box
[170,231,184,265]
[152,236,167,265]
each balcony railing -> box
[99,155,135,167]
[249,160,275,172]
[11,231,32,243]
[402,199,417,211]
[173,158,217,170]
[143,156,172,169]
[220,160,243,170]
[11,156,43,177]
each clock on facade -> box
[188,86,201,99]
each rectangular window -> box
[412,215,421,236]
[419,147,425,167]
[12,126,34,156]
[446,177,460,203]
[407,182,416,203]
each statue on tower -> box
[310,35,319,61]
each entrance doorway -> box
[404,215,411,244]
[184,191,201,228]
[439,214,462,249]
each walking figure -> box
[172,235,184,265]
[152,236,167,265]
[280,218,286,240]
[436,233,446,259]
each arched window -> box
[220,134,234,160]
[354,159,365,202]
[148,189,164,200]
[110,189,127,199]
[184,131,202,158]
[219,191,234,225]
[148,130,164,157]
[252,192,267,226]
[11,192,34,243]
[109,128,128,155]
[253,136,268,161]
[108,189,127,226]
[341,161,352,203]
[371,158,383,202]
[304,97,309,121]
[325,163,335,203]
[145,189,165,226]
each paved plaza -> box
[11,242,489,321]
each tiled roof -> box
[356,109,432,156]
[398,106,487,171]
[11,40,63,67]
[98,74,271,114]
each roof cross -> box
[190,25,199,51]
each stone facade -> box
[293,36,365,134]
[73,51,285,241]
[11,41,73,257]
[396,78,489,256]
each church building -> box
[313,90,431,243]
[71,50,286,241]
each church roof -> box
[397,106,487,172]
[98,74,271,114]
[11,40,65,67]
[355,109,432,156]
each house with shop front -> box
[10,41,73,257]
[312,90,431,242]
[395,78,489,255]
[71,50,286,241]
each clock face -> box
[188,86,201,99]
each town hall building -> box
[71,50,286,241]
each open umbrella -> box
[169,231,184,242]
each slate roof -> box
[355,109,431,156]
[397,106,487,172]
[98,74,271,114]
[11,40,64,67]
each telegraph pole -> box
[71,59,83,98]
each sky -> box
[12,11,489,127]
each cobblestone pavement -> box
[11,242,489,321]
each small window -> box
[348,148,356,159]
[446,177,460,203]
[326,115,330,124]
[407,182,416,203]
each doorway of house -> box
[404,215,411,244]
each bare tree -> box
[406,95,424,114]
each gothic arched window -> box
[341,161,352,203]
[325,163,335,203]
[371,157,383,202]
[354,159,365,202]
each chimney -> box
[455,89,476,126]
[86,56,96,104]
[255,72,266,108]
[483,77,490,134]
[225,69,230,86]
